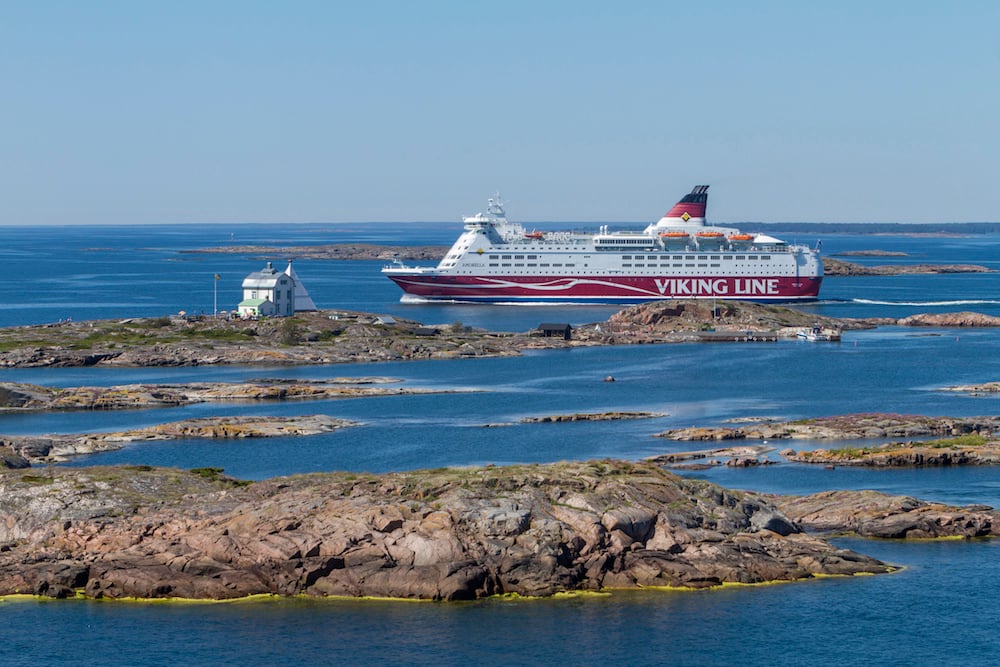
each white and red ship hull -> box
[383,186,823,304]
[387,274,822,303]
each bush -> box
[190,467,226,480]
[280,319,302,345]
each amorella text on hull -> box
[383,186,823,304]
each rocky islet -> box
[0,461,905,601]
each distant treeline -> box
[743,222,1000,235]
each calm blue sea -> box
[1,223,999,666]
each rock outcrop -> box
[1,301,997,369]
[897,312,1000,327]
[0,312,539,369]
[0,461,893,600]
[521,411,664,423]
[656,414,1000,442]
[0,378,440,412]
[941,382,1000,396]
[606,300,850,334]
[2,302,999,369]
[773,490,1000,539]
[823,257,992,276]
[2,415,353,463]
[783,438,1000,467]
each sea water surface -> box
[1,223,999,666]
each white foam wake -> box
[851,299,1000,306]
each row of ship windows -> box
[624,263,723,268]
[486,254,770,261]
[489,263,576,267]
[486,263,745,269]
[596,239,650,244]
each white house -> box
[238,262,295,317]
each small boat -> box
[728,234,753,242]
[696,231,725,238]
[797,325,838,342]
[524,230,544,239]
[659,231,690,238]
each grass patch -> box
[20,474,54,484]
[190,467,227,481]
[818,433,989,459]
[0,339,56,352]
[922,433,988,449]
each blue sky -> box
[2,1,998,225]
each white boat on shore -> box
[797,325,840,342]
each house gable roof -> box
[242,262,292,290]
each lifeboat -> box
[524,230,544,239]
[728,234,753,242]
[696,231,725,238]
[659,231,689,238]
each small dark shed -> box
[538,323,573,340]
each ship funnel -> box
[662,185,709,220]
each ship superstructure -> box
[382,186,822,303]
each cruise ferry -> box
[382,186,822,303]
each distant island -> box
[832,250,910,257]
[822,257,992,276]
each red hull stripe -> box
[389,274,821,303]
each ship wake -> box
[851,298,1000,307]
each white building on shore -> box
[238,262,295,317]
[237,260,319,318]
